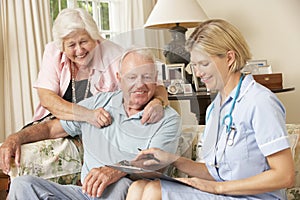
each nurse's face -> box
[63,29,97,67]
[190,48,229,91]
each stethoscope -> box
[205,74,245,169]
[206,73,245,136]
[221,74,244,145]
[204,74,257,169]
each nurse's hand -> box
[82,166,126,198]
[132,148,180,171]
[176,177,221,194]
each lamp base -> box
[163,24,190,65]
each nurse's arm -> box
[173,156,215,181]
[178,148,295,195]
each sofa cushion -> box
[8,137,83,182]
[286,124,300,187]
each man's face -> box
[118,52,157,110]
[63,29,97,66]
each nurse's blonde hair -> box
[186,19,252,72]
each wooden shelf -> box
[271,87,295,93]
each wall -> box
[195,0,300,123]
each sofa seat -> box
[6,124,300,200]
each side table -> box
[271,87,295,93]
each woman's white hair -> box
[52,8,103,51]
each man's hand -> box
[0,134,21,174]
[82,166,126,198]
[141,98,164,124]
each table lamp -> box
[145,0,208,64]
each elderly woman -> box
[126,19,295,200]
[0,8,168,182]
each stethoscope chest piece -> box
[227,127,236,146]
[227,138,234,146]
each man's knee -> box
[10,175,36,190]
[8,175,39,198]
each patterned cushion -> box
[286,124,300,187]
[8,136,83,184]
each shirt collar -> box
[223,74,255,104]
[236,74,255,102]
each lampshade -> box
[145,0,208,29]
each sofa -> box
[8,124,300,200]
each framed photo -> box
[244,59,271,75]
[246,59,268,67]
[183,84,193,94]
[155,61,166,81]
[165,63,185,81]
[190,63,206,92]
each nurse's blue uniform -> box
[160,75,290,200]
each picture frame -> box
[244,59,272,75]
[246,59,268,67]
[165,63,185,81]
[155,61,166,81]
[190,63,206,92]
[183,84,193,94]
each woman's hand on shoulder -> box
[141,98,164,124]
[87,108,112,128]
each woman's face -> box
[190,48,229,91]
[63,29,97,66]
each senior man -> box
[0,48,181,199]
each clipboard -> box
[106,163,193,187]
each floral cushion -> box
[8,136,83,185]
[286,124,300,200]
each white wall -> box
[195,0,300,123]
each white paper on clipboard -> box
[106,163,193,187]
